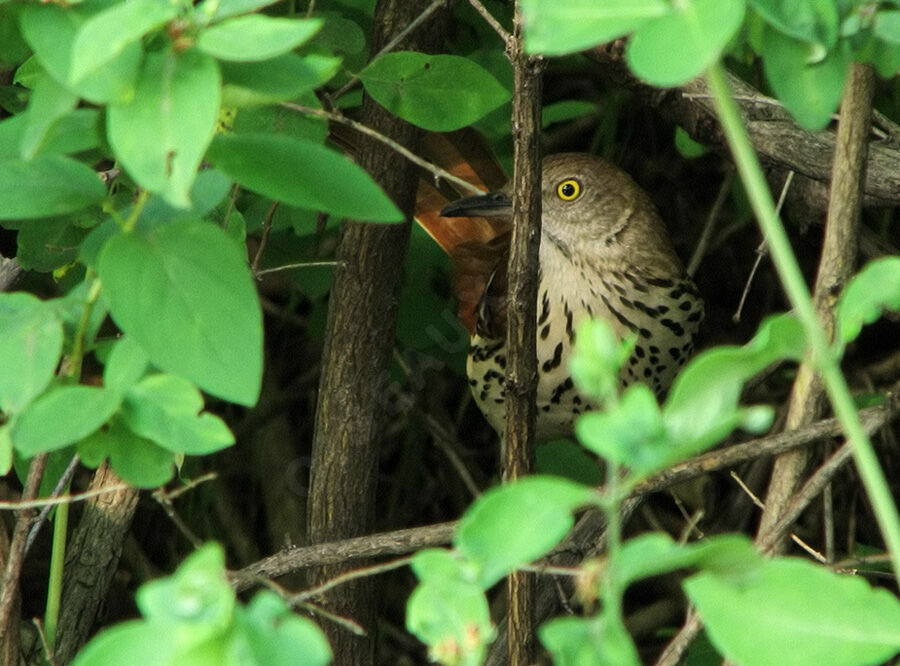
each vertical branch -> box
[504,3,543,663]
[756,63,875,549]
[305,1,447,662]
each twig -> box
[163,472,218,501]
[730,470,766,510]
[466,0,511,42]
[422,414,482,498]
[25,454,81,554]
[252,201,278,274]
[686,168,733,277]
[332,0,450,100]
[282,102,483,195]
[733,170,794,323]
[0,453,48,653]
[152,487,205,549]
[292,556,412,603]
[255,260,339,277]
[231,401,897,593]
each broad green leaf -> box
[0,427,11,476]
[406,579,494,666]
[0,293,63,414]
[0,109,101,158]
[540,613,640,666]
[103,336,150,394]
[760,26,849,130]
[71,621,175,666]
[15,218,90,272]
[411,548,475,584]
[535,439,605,486]
[18,3,141,104]
[13,385,121,455]
[20,72,78,160]
[233,100,327,143]
[196,0,282,23]
[97,220,263,406]
[236,592,332,666]
[875,11,900,45]
[663,313,805,457]
[749,0,839,49]
[837,257,900,345]
[0,154,105,219]
[206,133,403,222]
[455,476,597,587]
[121,374,235,455]
[686,558,900,666]
[137,544,234,647]
[576,384,666,474]
[627,0,746,86]
[220,53,341,107]
[541,100,599,127]
[79,418,175,488]
[70,0,179,83]
[359,51,510,132]
[522,0,669,55]
[615,533,760,591]
[570,319,634,405]
[107,48,220,208]
[197,15,321,62]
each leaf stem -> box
[43,499,68,653]
[705,62,900,579]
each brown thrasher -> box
[413,132,704,439]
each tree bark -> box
[756,64,875,550]
[54,464,139,664]
[305,1,447,663]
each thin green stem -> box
[43,500,68,653]
[601,461,623,620]
[705,62,900,578]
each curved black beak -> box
[440,191,512,218]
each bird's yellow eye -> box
[556,179,581,201]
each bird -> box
[414,141,704,440]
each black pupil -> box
[562,182,576,197]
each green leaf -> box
[570,319,634,405]
[0,109,101,158]
[749,0,839,49]
[522,0,669,55]
[675,125,708,158]
[137,543,234,647]
[220,53,341,107]
[196,0,282,23]
[686,558,900,666]
[455,476,597,587]
[541,100,599,127]
[0,293,63,414]
[406,579,494,666]
[0,427,12,477]
[535,439,605,486]
[627,0,746,86]
[540,613,641,666]
[837,257,900,345]
[615,533,760,591]
[15,217,90,272]
[121,374,235,455]
[0,154,105,219]
[70,0,179,83]
[411,548,475,584]
[359,51,510,132]
[663,313,806,459]
[103,336,150,394]
[20,72,78,160]
[235,592,332,666]
[576,384,668,475]
[19,3,141,104]
[13,385,122,455]
[197,15,321,62]
[79,418,175,488]
[97,220,263,406]
[107,48,220,208]
[206,133,403,222]
[760,26,849,130]
[875,11,900,45]
[71,621,175,666]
